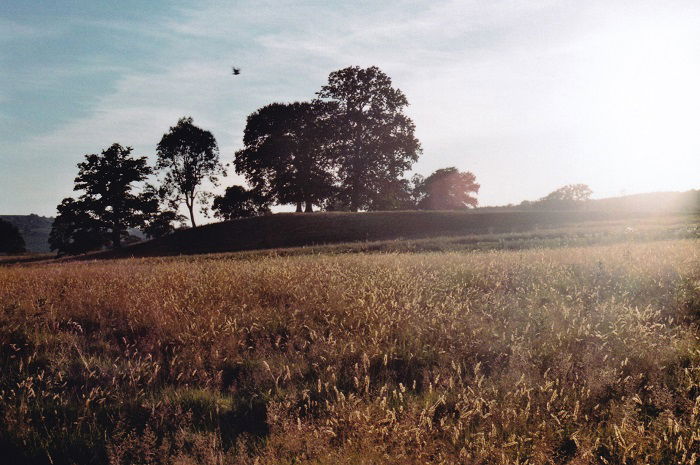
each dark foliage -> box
[49,144,157,255]
[142,211,183,239]
[415,167,480,210]
[366,177,420,211]
[317,66,421,211]
[49,197,106,255]
[0,219,26,254]
[521,184,593,210]
[212,185,271,220]
[156,117,224,227]
[234,101,336,212]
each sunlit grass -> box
[1,239,699,464]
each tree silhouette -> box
[234,101,336,212]
[212,185,271,220]
[49,197,105,255]
[0,219,26,254]
[74,143,155,248]
[143,211,183,239]
[366,177,419,211]
[156,117,224,227]
[49,144,159,255]
[317,66,421,211]
[536,184,592,209]
[416,167,480,210]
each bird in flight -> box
[232,67,241,75]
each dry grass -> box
[1,239,699,464]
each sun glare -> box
[581,18,700,194]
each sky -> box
[2,0,699,218]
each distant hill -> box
[0,214,53,253]
[0,215,149,254]
[478,190,700,213]
[583,190,700,213]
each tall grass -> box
[1,239,699,464]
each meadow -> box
[1,231,699,463]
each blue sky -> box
[2,0,699,217]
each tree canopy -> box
[49,197,106,255]
[415,167,480,210]
[156,117,225,226]
[49,143,172,255]
[212,185,271,220]
[234,101,336,212]
[536,184,592,209]
[0,218,26,254]
[72,143,155,249]
[317,66,421,211]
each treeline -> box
[49,66,481,255]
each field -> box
[1,218,699,464]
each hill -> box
[584,189,700,212]
[97,209,697,259]
[477,189,700,212]
[0,214,53,253]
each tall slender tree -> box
[156,117,224,227]
[234,101,336,212]
[317,66,421,211]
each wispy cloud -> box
[3,0,699,215]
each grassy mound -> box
[100,210,695,258]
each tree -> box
[537,184,592,209]
[415,167,480,210]
[49,144,157,255]
[0,219,26,254]
[234,101,336,212]
[212,185,271,220]
[366,177,419,211]
[317,66,421,211]
[143,211,183,239]
[49,197,106,255]
[72,143,155,249]
[156,117,224,227]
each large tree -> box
[49,144,158,255]
[416,167,480,210]
[48,197,106,255]
[0,219,26,254]
[234,101,336,212]
[212,185,271,220]
[156,117,224,226]
[74,143,155,248]
[317,66,421,211]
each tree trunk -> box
[296,201,303,213]
[187,203,197,228]
[350,185,360,212]
[112,227,121,249]
[304,200,313,213]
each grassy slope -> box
[97,210,699,259]
[1,238,699,464]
